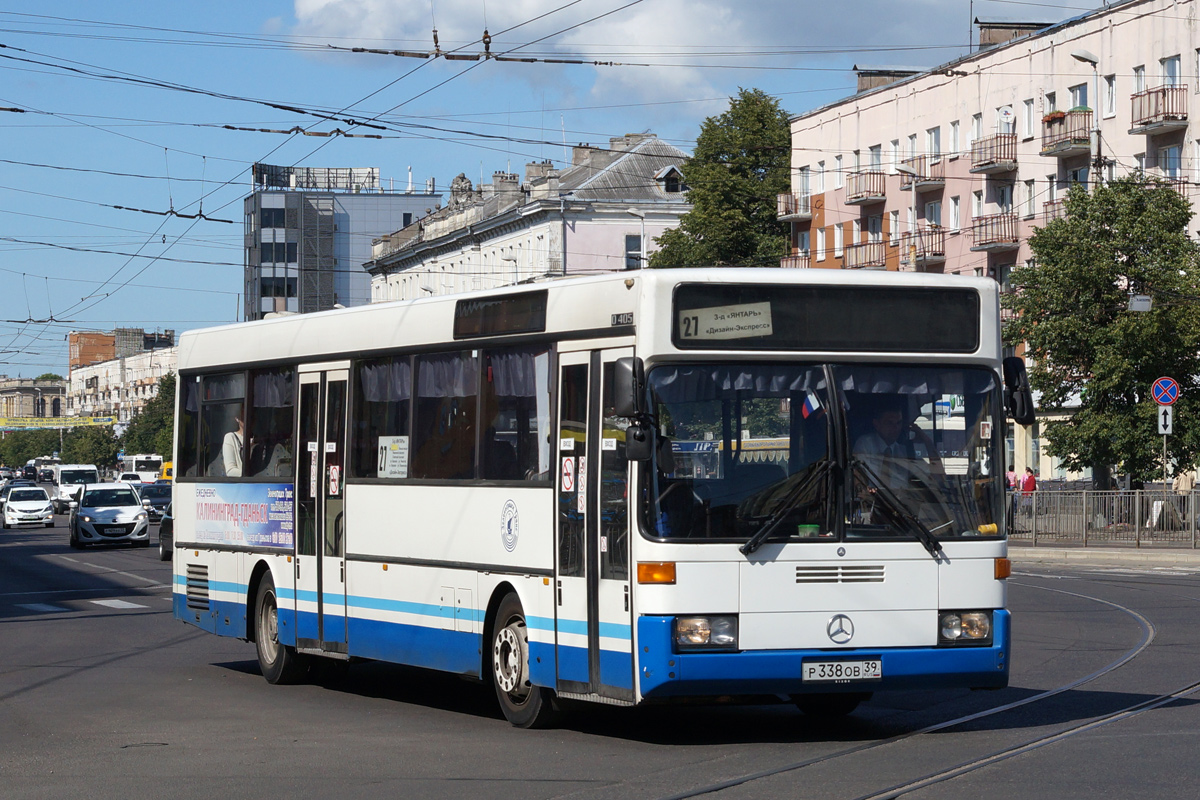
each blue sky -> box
[0,0,1061,375]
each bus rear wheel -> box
[255,574,307,684]
[491,593,557,728]
[794,692,871,717]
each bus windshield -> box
[642,363,1003,544]
[60,470,97,485]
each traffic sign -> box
[1152,377,1180,406]
[1159,405,1174,435]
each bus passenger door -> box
[295,366,350,653]
[554,348,634,701]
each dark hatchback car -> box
[137,483,172,522]
[38,468,54,482]
[158,503,173,561]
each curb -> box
[1009,545,1200,567]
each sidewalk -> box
[1009,544,1200,567]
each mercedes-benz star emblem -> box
[827,614,854,644]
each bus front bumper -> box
[637,609,1010,699]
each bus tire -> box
[491,593,557,728]
[794,691,870,717]
[255,574,307,685]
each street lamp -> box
[1071,48,1101,187]
[626,207,646,269]
[894,164,921,270]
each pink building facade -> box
[783,0,1197,297]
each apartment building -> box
[366,134,689,301]
[783,0,1196,297]
[67,347,177,425]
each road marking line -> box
[49,554,163,586]
[90,599,148,610]
[16,603,68,613]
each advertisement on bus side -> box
[193,483,294,549]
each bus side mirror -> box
[625,422,655,462]
[1003,356,1036,425]
[613,357,647,418]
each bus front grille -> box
[795,565,885,584]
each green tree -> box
[1005,177,1200,481]
[0,429,61,468]
[121,373,175,458]
[649,88,791,268]
[61,425,119,469]
[35,373,63,381]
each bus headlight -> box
[938,611,992,644]
[674,615,738,650]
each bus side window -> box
[178,377,200,478]
[246,367,295,478]
[411,351,478,480]
[353,356,412,479]
[200,372,245,478]
[481,346,551,482]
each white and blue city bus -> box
[171,268,1032,727]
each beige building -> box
[783,0,1197,481]
[67,347,177,425]
[0,378,65,419]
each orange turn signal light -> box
[637,562,676,584]
[994,557,1012,580]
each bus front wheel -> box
[255,574,307,684]
[491,593,557,728]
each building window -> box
[889,210,899,244]
[816,228,826,261]
[925,200,942,227]
[868,145,882,170]
[997,106,1014,134]
[1068,166,1089,185]
[816,161,825,192]
[949,120,960,157]
[1135,152,1146,173]
[261,208,285,228]
[950,196,960,230]
[926,127,941,159]
[970,113,982,144]
[834,155,843,189]
[1161,144,1182,179]
[1046,175,1057,203]
[834,223,844,256]
[797,166,810,197]
[851,219,861,243]
[853,149,861,171]
[889,139,899,173]
[1104,75,1116,117]
[1069,83,1087,109]
[907,133,917,159]
[403,212,413,227]
[1162,55,1181,87]
[973,190,984,218]
[624,235,642,270]
[798,230,810,254]
[1022,99,1034,138]
[1024,179,1036,217]
[996,184,1012,213]
[1045,91,1057,113]
[868,215,882,243]
[1133,66,1145,94]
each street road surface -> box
[4,521,1200,799]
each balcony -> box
[970,212,1020,252]
[899,156,945,190]
[1040,109,1092,157]
[969,134,1017,174]
[845,171,886,205]
[780,253,811,269]
[1130,85,1188,135]
[899,227,947,269]
[843,240,887,269]
[1000,290,1018,323]
[1042,199,1065,223]
[776,192,812,222]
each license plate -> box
[21,515,38,521]
[802,659,882,682]
[104,527,125,535]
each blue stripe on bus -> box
[527,615,631,640]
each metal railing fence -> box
[1007,490,1199,548]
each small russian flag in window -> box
[801,392,823,419]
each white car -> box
[68,483,150,548]
[2,486,54,529]
[118,472,143,484]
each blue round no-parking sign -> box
[1152,377,1179,406]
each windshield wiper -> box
[740,460,832,556]
[851,458,945,560]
